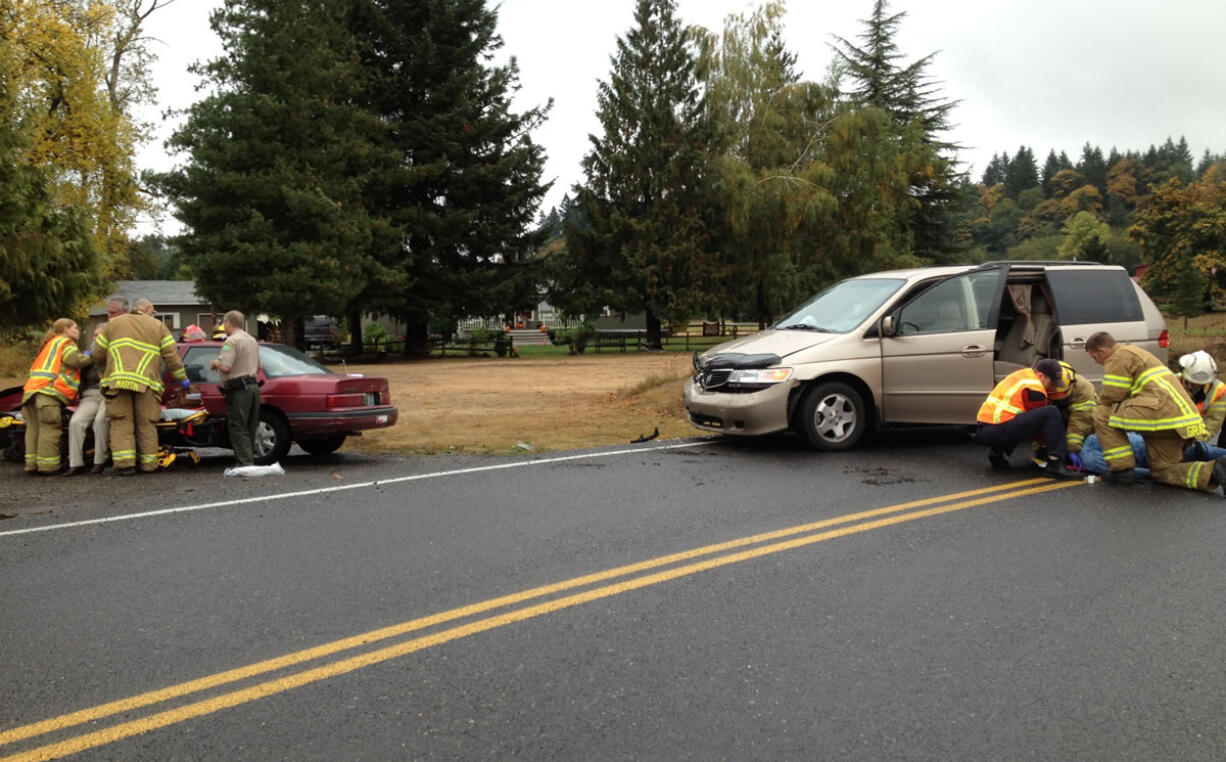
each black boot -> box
[1044,459,1079,480]
[988,449,1009,470]
[1102,468,1137,485]
[1212,456,1226,494]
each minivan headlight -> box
[727,367,793,386]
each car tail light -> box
[327,393,364,408]
[1158,329,1169,348]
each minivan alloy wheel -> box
[798,381,866,451]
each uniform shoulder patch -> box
[222,342,232,351]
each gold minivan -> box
[683,262,1169,450]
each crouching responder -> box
[96,298,192,475]
[973,358,1077,478]
[1085,331,1225,491]
[1046,360,1098,465]
[1178,350,1226,446]
[22,319,91,475]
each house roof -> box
[89,280,207,316]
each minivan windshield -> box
[775,278,905,333]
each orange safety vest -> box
[22,336,83,405]
[1194,379,1226,411]
[977,368,1046,425]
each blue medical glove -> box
[181,379,192,390]
[1065,453,1083,472]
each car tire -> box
[253,409,291,466]
[297,434,347,456]
[797,381,866,451]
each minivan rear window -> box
[1046,270,1143,324]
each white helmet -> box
[1179,350,1218,385]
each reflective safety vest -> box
[96,312,188,395]
[1193,379,1226,412]
[978,368,1045,424]
[1193,378,1226,439]
[22,336,85,405]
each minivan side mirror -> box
[880,315,897,337]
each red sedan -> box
[171,341,398,464]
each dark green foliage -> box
[1005,146,1039,196]
[157,0,376,345]
[351,0,550,351]
[0,68,103,330]
[559,0,715,347]
[830,0,963,260]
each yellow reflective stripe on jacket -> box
[1102,373,1132,390]
[1069,400,1097,412]
[103,337,167,394]
[1103,445,1134,462]
[24,337,82,404]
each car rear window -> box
[260,345,333,378]
[1046,270,1143,324]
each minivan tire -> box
[798,381,866,451]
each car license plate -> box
[365,392,379,406]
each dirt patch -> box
[338,353,698,454]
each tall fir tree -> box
[561,0,716,348]
[1005,146,1039,197]
[982,153,1009,188]
[352,0,550,349]
[158,0,377,346]
[830,0,963,260]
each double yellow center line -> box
[0,477,1078,762]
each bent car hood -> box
[700,329,833,363]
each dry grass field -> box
[341,353,697,455]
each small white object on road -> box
[224,463,286,478]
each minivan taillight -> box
[1158,329,1169,348]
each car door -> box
[880,267,1005,423]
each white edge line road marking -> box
[0,440,718,539]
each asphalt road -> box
[4,432,1226,761]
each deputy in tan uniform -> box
[96,298,191,475]
[210,310,262,466]
[1086,331,1225,492]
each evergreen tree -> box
[352,0,550,350]
[1040,150,1064,198]
[561,0,715,348]
[982,153,1009,188]
[1005,146,1038,197]
[830,0,963,259]
[1076,143,1108,194]
[158,0,377,347]
[0,44,103,330]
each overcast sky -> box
[134,0,1226,234]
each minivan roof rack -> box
[977,260,1105,267]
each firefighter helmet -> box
[1048,360,1077,399]
[1179,350,1218,385]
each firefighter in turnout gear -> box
[1047,360,1098,454]
[1085,332,1226,492]
[95,299,191,475]
[22,319,92,475]
[973,358,1077,478]
[1178,350,1226,444]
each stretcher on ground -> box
[0,394,215,470]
